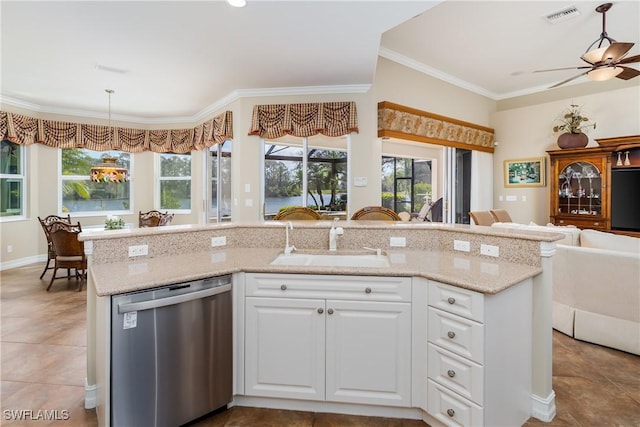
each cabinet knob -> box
[447,331,456,339]
[447,369,456,378]
[317,308,324,314]
[447,297,455,304]
[280,284,287,291]
[328,308,334,315]
[365,287,372,294]
[447,409,455,417]
[594,222,599,226]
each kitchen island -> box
[81,221,561,426]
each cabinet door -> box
[245,297,325,400]
[325,300,412,407]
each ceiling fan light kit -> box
[534,3,639,88]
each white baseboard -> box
[531,390,556,422]
[85,379,97,409]
[0,255,45,271]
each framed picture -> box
[504,157,546,187]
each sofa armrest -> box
[553,244,640,323]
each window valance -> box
[378,101,495,153]
[249,101,358,139]
[0,110,233,153]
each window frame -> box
[261,135,349,219]
[58,148,133,217]
[208,140,232,223]
[157,152,192,214]
[0,140,26,222]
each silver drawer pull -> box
[328,308,334,315]
[447,331,456,339]
[447,369,456,378]
[447,297,455,304]
[317,308,324,314]
[280,284,287,291]
[365,287,372,294]
[447,409,455,417]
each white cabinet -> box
[244,273,412,407]
[424,279,532,427]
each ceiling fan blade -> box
[534,66,592,73]
[549,71,589,89]
[603,42,634,62]
[619,54,640,65]
[616,66,640,80]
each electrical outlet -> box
[128,244,148,257]
[453,240,470,252]
[480,244,499,257]
[211,236,227,247]
[7,245,13,253]
[390,236,406,247]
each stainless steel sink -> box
[270,252,390,268]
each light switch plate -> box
[390,236,406,247]
[454,240,470,252]
[128,244,148,257]
[211,236,227,247]
[480,244,499,257]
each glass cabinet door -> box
[557,161,602,216]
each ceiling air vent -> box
[544,5,581,24]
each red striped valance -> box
[0,110,233,153]
[249,102,358,139]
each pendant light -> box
[90,89,128,183]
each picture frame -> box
[504,157,546,187]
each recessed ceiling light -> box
[227,0,246,7]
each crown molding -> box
[1,84,372,127]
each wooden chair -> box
[139,210,174,227]
[351,206,401,221]
[490,209,513,223]
[273,207,321,220]
[47,221,86,292]
[468,211,496,226]
[37,214,72,279]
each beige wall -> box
[2,56,638,268]
[491,85,640,225]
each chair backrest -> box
[38,215,72,252]
[351,206,401,221]
[273,207,321,220]
[48,221,84,258]
[490,209,512,223]
[139,210,174,227]
[468,210,496,226]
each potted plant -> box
[552,104,596,149]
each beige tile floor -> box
[1,263,639,426]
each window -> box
[210,140,232,222]
[263,135,347,218]
[159,153,191,211]
[60,148,131,214]
[381,156,432,215]
[0,140,25,219]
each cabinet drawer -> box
[427,379,483,427]
[245,273,411,302]
[428,343,483,405]
[428,281,484,322]
[428,308,484,363]
[554,217,607,230]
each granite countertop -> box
[90,247,542,297]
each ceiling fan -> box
[535,3,640,88]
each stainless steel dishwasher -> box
[111,275,232,427]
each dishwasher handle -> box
[118,283,231,314]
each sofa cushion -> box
[580,229,640,254]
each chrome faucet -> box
[284,221,296,256]
[329,218,344,251]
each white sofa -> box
[492,223,640,355]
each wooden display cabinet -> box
[547,135,640,236]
